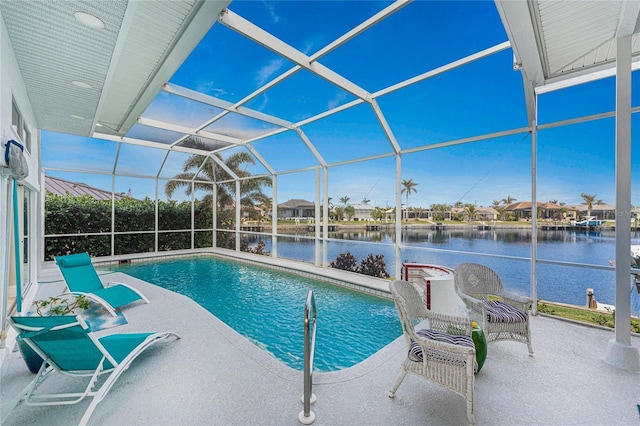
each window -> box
[11,98,31,152]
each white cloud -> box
[327,92,347,109]
[301,40,315,56]
[196,80,228,97]
[254,93,269,112]
[256,59,285,86]
[262,1,281,23]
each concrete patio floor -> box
[1,269,639,426]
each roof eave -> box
[94,0,230,138]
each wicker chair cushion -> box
[409,329,478,372]
[483,300,528,323]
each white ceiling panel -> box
[497,0,640,89]
[0,0,228,137]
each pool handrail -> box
[299,290,317,424]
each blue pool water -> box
[112,256,401,372]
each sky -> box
[42,0,640,208]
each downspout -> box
[12,179,22,313]
[0,175,11,347]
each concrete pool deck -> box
[1,267,639,425]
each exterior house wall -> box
[277,200,315,219]
[0,12,41,363]
[353,204,374,220]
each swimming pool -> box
[111,256,402,372]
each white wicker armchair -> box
[454,263,533,355]
[388,280,475,425]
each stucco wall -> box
[0,11,41,361]
[1,12,40,190]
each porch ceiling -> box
[496,0,640,93]
[0,0,229,137]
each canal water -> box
[252,227,640,316]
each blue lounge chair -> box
[55,252,149,316]
[2,315,179,426]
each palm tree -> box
[492,200,501,208]
[501,195,516,205]
[554,206,568,221]
[165,138,272,247]
[362,197,370,205]
[580,193,597,218]
[258,197,273,225]
[431,203,451,221]
[401,179,419,221]
[339,196,350,206]
[464,203,477,222]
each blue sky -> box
[42,1,640,208]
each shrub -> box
[241,240,270,256]
[358,253,390,278]
[45,194,216,259]
[330,251,358,272]
[330,252,390,278]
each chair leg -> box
[0,361,51,424]
[388,368,407,398]
[467,397,474,425]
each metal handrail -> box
[299,290,317,424]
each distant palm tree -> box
[362,197,370,205]
[501,195,516,205]
[339,196,350,206]
[259,197,273,225]
[430,203,450,221]
[464,203,477,221]
[580,193,597,217]
[492,200,501,208]
[554,206,568,221]
[401,179,419,221]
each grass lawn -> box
[537,300,640,333]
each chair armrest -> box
[426,311,472,336]
[456,291,486,315]
[502,291,533,310]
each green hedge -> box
[45,195,214,260]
